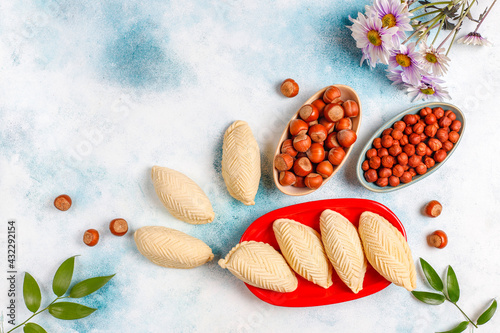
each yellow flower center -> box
[382,14,397,28]
[367,30,382,46]
[421,87,435,95]
[425,53,438,63]
[396,54,412,67]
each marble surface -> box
[1,1,499,332]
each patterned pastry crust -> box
[320,210,367,293]
[134,226,214,269]
[358,211,417,291]
[151,166,215,224]
[219,241,298,293]
[221,120,261,206]
[273,219,333,289]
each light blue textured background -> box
[1,1,499,332]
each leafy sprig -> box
[412,258,497,332]
[7,256,115,333]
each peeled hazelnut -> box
[324,103,345,122]
[378,167,392,178]
[364,169,378,183]
[425,200,442,217]
[369,156,381,169]
[325,132,341,149]
[279,171,297,186]
[304,173,323,190]
[337,129,357,148]
[448,131,459,143]
[424,124,438,137]
[403,114,418,126]
[391,129,403,140]
[413,122,425,135]
[428,230,447,249]
[281,139,298,157]
[400,135,409,146]
[415,163,427,175]
[425,113,437,125]
[444,110,456,121]
[336,118,352,131]
[376,177,389,187]
[436,128,449,142]
[400,171,412,183]
[408,154,422,168]
[393,121,406,132]
[397,152,409,166]
[403,144,415,156]
[409,133,421,145]
[382,128,393,137]
[442,140,453,152]
[361,160,370,172]
[392,164,404,177]
[323,86,341,104]
[428,138,442,152]
[289,119,309,136]
[342,100,359,118]
[308,124,328,143]
[54,195,72,211]
[404,126,413,135]
[83,229,99,247]
[419,108,430,117]
[373,138,382,149]
[280,79,299,97]
[306,143,326,163]
[274,153,294,171]
[438,116,452,128]
[110,218,128,236]
[433,107,444,119]
[450,120,462,132]
[293,157,313,177]
[388,144,402,157]
[415,142,427,156]
[433,149,447,163]
[409,168,417,177]
[424,156,435,169]
[299,104,319,122]
[381,155,395,169]
[366,148,378,159]
[389,175,400,187]
[381,135,394,148]
[328,147,346,165]
[317,161,334,178]
[293,134,312,152]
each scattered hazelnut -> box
[425,200,442,217]
[83,229,99,247]
[427,230,448,249]
[54,195,72,211]
[110,218,128,236]
[280,79,299,98]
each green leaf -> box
[436,321,469,333]
[446,265,460,303]
[48,302,97,320]
[23,273,42,313]
[411,291,446,305]
[477,299,497,325]
[69,274,115,298]
[52,256,76,297]
[420,258,444,292]
[23,323,47,333]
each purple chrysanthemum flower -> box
[419,42,450,77]
[457,32,492,46]
[348,13,398,67]
[386,69,408,86]
[389,42,423,86]
[366,0,413,46]
[407,75,450,101]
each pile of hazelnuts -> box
[274,86,359,190]
[362,106,461,187]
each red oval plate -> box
[239,198,406,307]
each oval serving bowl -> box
[356,102,465,193]
[239,198,406,307]
[273,85,362,196]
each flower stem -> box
[6,297,68,333]
[451,302,479,329]
[438,0,478,49]
[431,16,446,45]
[445,2,465,55]
[415,14,445,46]
[474,0,497,33]
[412,9,441,21]
[410,1,453,13]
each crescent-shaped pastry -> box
[320,210,367,293]
[134,226,214,269]
[151,166,215,224]
[219,241,298,293]
[358,211,417,291]
[221,120,261,206]
[273,219,333,289]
